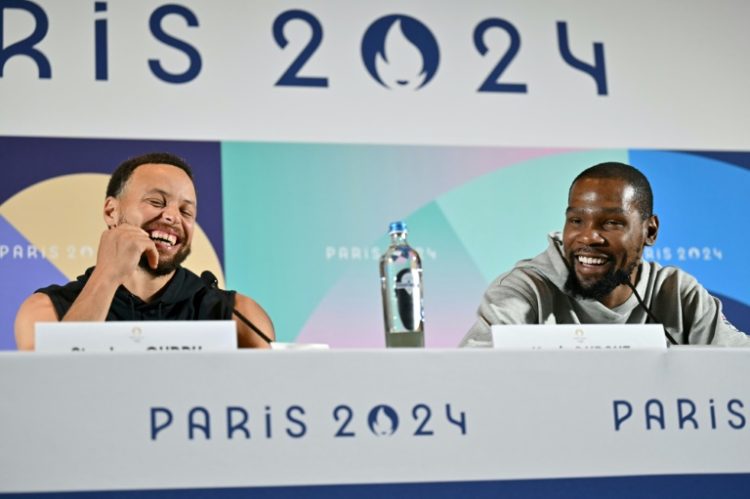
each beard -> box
[117,215,191,277]
[565,260,636,301]
[139,244,191,277]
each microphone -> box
[618,272,678,346]
[201,271,273,346]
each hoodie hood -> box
[518,232,651,313]
[514,232,571,292]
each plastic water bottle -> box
[379,221,424,348]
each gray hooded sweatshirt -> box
[461,233,749,347]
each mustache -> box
[570,246,611,257]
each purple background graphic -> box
[0,217,68,349]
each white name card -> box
[269,342,330,350]
[491,324,668,351]
[35,321,237,353]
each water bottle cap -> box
[388,221,407,234]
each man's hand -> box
[96,224,159,283]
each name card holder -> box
[491,324,667,351]
[35,321,237,353]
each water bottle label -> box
[395,269,416,330]
[394,270,415,291]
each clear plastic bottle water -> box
[379,221,424,348]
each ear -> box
[644,215,659,246]
[103,196,118,228]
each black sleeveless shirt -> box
[37,267,235,321]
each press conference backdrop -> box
[1,1,749,349]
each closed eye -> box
[146,198,165,207]
[604,220,625,228]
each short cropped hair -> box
[106,152,194,198]
[570,162,654,220]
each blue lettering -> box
[150,407,173,440]
[446,404,467,435]
[94,1,107,80]
[227,406,250,439]
[188,406,210,440]
[677,398,698,429]
[0,0,51,78]
[333,405,355,438]
[709,398,717,429]
[285,405,307,438]
[148,4,201,84]
[645,399,665,430]
[612,400,632,431]
[473,18,527,93]
[727,399,746,429]
[273,10,328,87]
[556,21,607,95]
[264,405,272,438]
[413,404,434,436]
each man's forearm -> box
[62,269,119,321]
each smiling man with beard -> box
[461,162,749,347]
[14,153,274,350]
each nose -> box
[578,223,605,245]
[161,204,180,224]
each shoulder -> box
[650,264,721,323]
[14,293,59,350]
[35,268,93,306]
[485,266,555,303]
[19,270,93,347]
[174,267,233,308]
[234,292,275,348]
[234,293,269,315]
[648,263,704,299]
[647,262,749,345]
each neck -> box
[121,267,175,303]
[599,264,641,309]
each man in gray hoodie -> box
[461,162,749,347]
